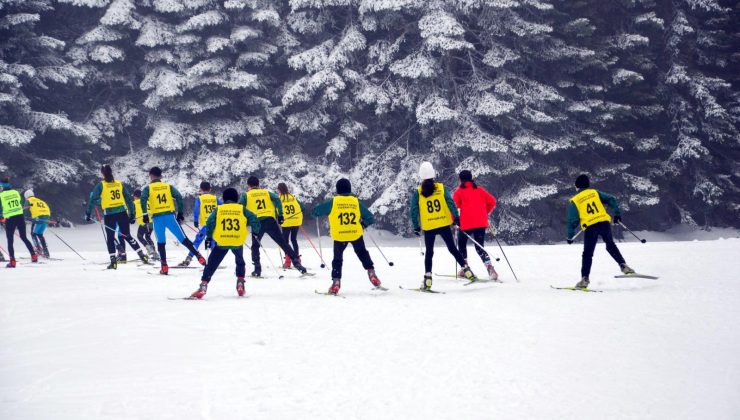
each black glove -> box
[277,215,284,225]
[194,220,199,228]
[360,220,367,228]
[129,215,136,225]
[84,214,92,222]
[567,239,573,244]
[142,215,150,224]
[205,238,213,249]
[453,217,460,227]
[413,227,421,236]
[613,216,622,224]
[176,212,184,223]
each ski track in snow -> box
[0,226,739,419]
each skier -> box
[453,170,498,281]
[567,174,636,289]
[133,189,158,261]
[140,166,206,275]
[277,182,304,269]
[24,189,51,258]
[190,188,261,299]
[238,176,308,276]
[85,165,149,269]
[311,178,383,295]
[0,177,37,267]
[178,181,221,267]
[409,162,476,291]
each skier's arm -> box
[359,202,375,227]
[170,185,184,214]
[311,198,333,217]
[298,199,306,215]
[444,188,459,219]
[598,191,621,217]
[484,188,497,214]
[23,199,31,218]
[122,184,135,217]
[205,210,217,239]
[85,183,102,217]
[269,191,283,219]
[453,188,462,209]
[243,208,261,234]
[193,197,201,225]
[566,202,580,239]
[140,186,150,216]
[409,190,420,230]
[238,192,247,206]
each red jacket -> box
[453,182,496,230]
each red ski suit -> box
[453,182,496,230]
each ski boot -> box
[6,259,16,268]
[485,261,499,281]
[461,264,476,281]
[457,259,469,278]
[106,256,117,270]
[196,253,206,266]
[282,255,292,269]
[137,250,149,264]
[236,277,246,297]
[160,264,169,275]
[420,273,433,291]
[293,261,308,275]
[368,269,382,288]
[117,253,127,264]
[190,281,208,299]
[620,263,635,275]
[328,278,341,295]
[251,270,261,278]
[575,277,589,289]
[178,255,192,267]
[31,254,38,263]
[146,244,159,261]
[0,253,5,262]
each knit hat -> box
[419,161,435,180]
[459,170,473,183]
[24,189,34,199]
[575,174,590,189]
[223,187,239,202]
[336,178,352,194]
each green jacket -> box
[86,181,135,218]
[238,189,283,220]
[566,189,621,238]
[24,199,51,223]
[311,194,375,226]
[140,179,184,217]
[204,201,261,250]
[408,185,459,230]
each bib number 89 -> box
[426,199,442,213]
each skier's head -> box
[277,182,289,195]
[575,174,590,189]
[133,189,142,198]
[222,187,239,203]
[419,161,435,181]
[336,178,352,195]
[101,164,114,183]
[149,167,162,180]
[459,170,477,189]
[247,176,259,189]
[24,189,35,199]
[199,181,211,193]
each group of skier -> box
[1,161,640,295]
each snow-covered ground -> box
[1,226,739,419]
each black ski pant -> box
[582,221,626,278]
[251,218,299,273]
[424,225,467,273]
[202,245,246,282]
[457,227,490,264]
[281,226,299,259]
[137,225,154,247]
[104,212,141,257]
[4,215,35,259]
[332,237,374,280]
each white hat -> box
[24,189,34,199]
[419,161,435,180]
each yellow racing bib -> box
[28,197,51,218]
[246,189,276,219]
[134,198,151,224]
[329,195,363,242]
[280,194,303,228]
[101,181,125,209]
[199,193,218,226]
[212,203,248,247]
[418,183,452,231]
[0,190,23,218]
[571,188,612,229]
[148,181,175,215]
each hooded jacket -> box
[453,182,496,230]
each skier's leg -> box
[30,223,41,250]
[5,217,16,259]
[201,245,228,282]
[104,214,117,257]
[472,228,491,263]
[351,236,375,269]
[423,230,436,273]
[289,227,299,257]
[601,223,626,266]
[581,226,598,278]
[189,228,206,257]
[15,216,36,256]
[331,240,349,279]
[457,228,468,259]
[137,225,147,245]
[440,226,467,266]
[251,229,265,274]
[118,213,141,252]
[153,215,168,265]
[232,247,246,279]
[266,219,298,260]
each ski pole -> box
[299,225,326,268]
[568,230,584,242]
[0,242,8,258]
[93,207,119,247]
[458,229,500,262]
[312,219,327,268]
[252,235,284,279]
[618,222,647,243]
[487,226,519,282]
[417,234,424,256]
[365,232,394,267]
[48,229,86,260]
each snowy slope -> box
[1,227,739,420]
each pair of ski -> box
[314,284,389,298]
[552,273,659,293]
[434,273,501,286]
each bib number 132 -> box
[338,212,357,225]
